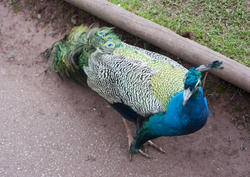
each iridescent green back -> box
[113,45,186,109]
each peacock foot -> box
[147,140,166,153]
[122,118,151,160]
[129,142,151,160]
[129,141,165,160]
[137,149,150,159]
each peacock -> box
[44,25,223,158]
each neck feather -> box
[130,87,209,153]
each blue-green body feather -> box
[130,87,209,153]
[149,87,209,136]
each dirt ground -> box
[0,1,249,177]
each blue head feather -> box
[184,68,201,90]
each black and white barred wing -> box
[83,51,165,116]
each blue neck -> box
[130,87,209,153]
[148,87,209,136]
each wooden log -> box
[65,0,250,92]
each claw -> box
[147,140,166,153]
[129,153,133,161]
[139,149,151,158]
[129,149,150,161]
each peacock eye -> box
[98,32,104,36]
[105,41,115,49]
[107,37,112,39]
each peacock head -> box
[183,68,201,105]
[183,61,223,105]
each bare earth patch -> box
[0,1,249,177]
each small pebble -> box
[85,154,96,162]
[237,124,244,130]
[7,52,15,59]
[226,9,232,13]
[71,15,77,25]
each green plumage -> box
[48,25,123,83]
[48,25,87,84]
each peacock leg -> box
[122,118,150,159]
[122,118,133,150]
[147,140,166,153]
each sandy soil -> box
[0,1,249,177]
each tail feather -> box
[43,25,89,84]
[43,25,122,84]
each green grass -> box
[24,0,31,7]
[109,0,249,66]
[10,0,20,13]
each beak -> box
[183,88,192,105]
